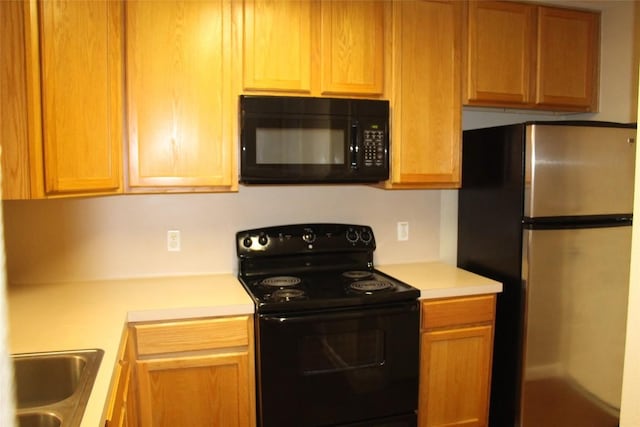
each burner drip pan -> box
[342,270,374,280]
[269,289,307,302]
[260,276,302,287]
[349,280,395,293]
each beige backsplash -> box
[3,185,443,284]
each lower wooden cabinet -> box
[419,295,496,427]
[130,315,255,427]
[105,327,138,427]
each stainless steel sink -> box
[12,349,104,427]
[16,412,61,427]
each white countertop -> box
[6,262,501,426]
[377,261,503,299]
[7,274,254,427]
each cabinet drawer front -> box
[134,316,249,355]
[421,295,495,330]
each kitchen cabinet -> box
[1,0,33,199]
[130,315,256,426]
[1,0,123,199]
[240,0,386,97]
[385,0,462,189]
[105,327,138,427]
[125,0,236,191]
[419,294,495,427]
[464,1,599,112]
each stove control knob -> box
[360,229,372,244]
[242,237,253,248]
[302,229,316,244]
[258,234,269,246]
[346,228,359,243]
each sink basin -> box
[17,412,61,427]
[12,349,103,427]
[14,354,87,408]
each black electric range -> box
[236,223,420,427]
[236,223,419,313]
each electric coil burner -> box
[236,223,420,427]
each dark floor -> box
[522,377,619,427]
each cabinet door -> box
[1,1,35,199]
[389,0,462,188]
[126,0,234,190]
[136,352,252,427]
[243,0,312,93]
[535,6,599,110]
[320,1,385,96]
[419,325,493,427]
[106,328,138,427]
[38,0,123,195]
[465,1,536,106]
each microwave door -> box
[241,116,353,183]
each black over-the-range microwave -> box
[239,95,390,184]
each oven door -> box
[255,301,420,427]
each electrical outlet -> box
[397,222,409,241]
[167,230,181,251]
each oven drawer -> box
[421,294,495,329]
[134,316,250,355]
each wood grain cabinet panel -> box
[2,0,123,199]
[0,0,34,199]
[464,0,600,112]
[465,1,535,105]
[31,0,123,196]
[136,352,251,427]
[320,1,385,96]
[387,0,462,188]
[241,0,386,97]
[126,0,235,190]
[535,6,599,109]
[105,328,138,427]
[130,315,256,427]
[242,0,312,93]
[419,295,496,427]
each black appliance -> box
[458,121,635,427]
[239,95,389,183]
[236,223,420,427]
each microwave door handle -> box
[350,123,358,169]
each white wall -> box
[620,60,640,427]
[3,186,441,284]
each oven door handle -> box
[259,301,418,324]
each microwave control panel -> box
[362,128,386,168]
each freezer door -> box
[525,124,635,217]
[521,226,631,426]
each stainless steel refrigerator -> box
[457,121,635,427]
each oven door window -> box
[300,329,385,375]
[241,116,353,182]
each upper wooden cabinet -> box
[535,6,600,109]
[38,0,124,195]
[1,0,123,199]
[241,0,386,97]
[1,0,33,199]
[464,1,600,112]
[125,0,236,191]
[319,1,385,95]
[385,0,462,188]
